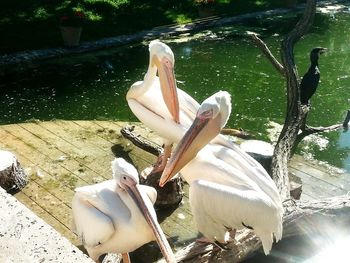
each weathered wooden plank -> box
[0,129,76,205]
[19,121,104,179]
[74,120,155,176]
[19,122,90,160]
[289,167,347,198]
[90,120,157,169]
[162,208,196,242]
[15,183,73,237]
[290,156,350,189]
[65,121,155,173]
[13,153,74,205]
[299,192,316,201]
[291,155,350,181]
[72,120,123,159]
[3,123,110,184]
[36,121,111,174]
[14,191,78,245]
[0,126,102,187]
[41,120,118,176]
[21,180,72,228]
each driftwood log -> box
[120,125,163,156]
[0,150,28,193]
[124,1,350,262]
[121,126,183,208]
[168,195,350,263]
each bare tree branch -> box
[247,32,285,77]
[303,123,343,134]
[292,109,350,154]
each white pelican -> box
[159,91,283,255]
[127,40,247,172]
[72,158,175,263]
[126,40,200,173]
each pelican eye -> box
[123,176,126,180]
[200,109,213,119]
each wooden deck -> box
[0,120,349,261]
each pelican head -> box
[149,40,175,66]
[149,40,179,123]
[112,158,139,190]
[159,91,231,187]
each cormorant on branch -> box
[300,47,327,106]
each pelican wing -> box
[177,88,200,127]
[206,143,283,208]
[212,135,271,179]
[72,180,130,247]
[128,98,185,142]
[190,180,283,255]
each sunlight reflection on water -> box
[303,235,350,262]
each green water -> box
[1,8,350,172]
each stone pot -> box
[60,26,82,47]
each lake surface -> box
[1,6,350,173]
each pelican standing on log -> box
[72,158,175,263]
[127,40,200,174]
[160,91,283,255]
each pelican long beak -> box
[159,111,221,187]
[153,56,180,123]
[122,178,176,263]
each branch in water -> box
[247,31,286,77]
[297,109,350,141]
[220,128,251,139]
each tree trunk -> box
[0,150,28,193]
[271,0,316,200]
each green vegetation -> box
[0,0,301,54]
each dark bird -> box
[300,47,327,106]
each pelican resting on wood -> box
[160,91,284,255]
[300,47,327,106]
[72,158,175,263]
[127,40,201,174]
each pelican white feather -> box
[72,158,175,263]
[126,40,202,173]
[127,40,199,141]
